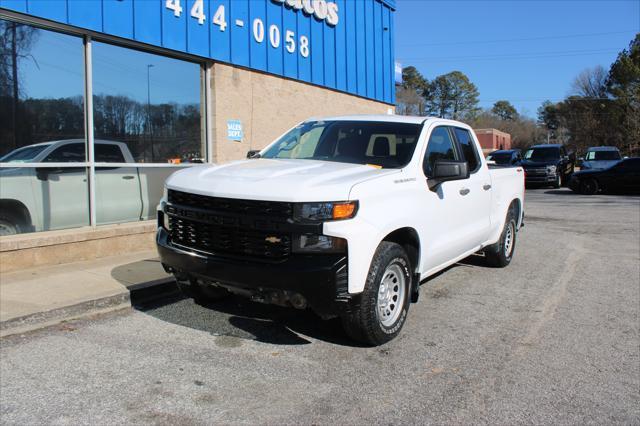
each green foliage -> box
[539,33,639,155]
[424,71,480,120]
[492,100,519,121]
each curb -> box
[0,292,131,338]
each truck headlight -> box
[293,201,358,222]
[292,234,347,254]
[547,165,557,174]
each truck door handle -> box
[483,184,492,190]
[459,188,470,196]
[122,175,135,180]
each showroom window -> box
[0,18,208,235]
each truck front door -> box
[418,126,491,271]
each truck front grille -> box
[166,190,292,261]
[168,190,293,219]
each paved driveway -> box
[1,189,639,425]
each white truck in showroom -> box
[157,116,525,345]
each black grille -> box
[168,190,292,219]
[166,190,292,261]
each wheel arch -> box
[509,197,523,228]
[0,199,33,231]
[381,227,421,303]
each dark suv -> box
[522,144,575,188]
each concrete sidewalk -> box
[0,250,173,337]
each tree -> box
[424,71,479,120]
[572,65,608,99]
[492,100,519,121]
[606,33,640,153]
[396,66,428,116]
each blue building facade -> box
[0,0,396,104]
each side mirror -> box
[246,150,261,159]
[428,160,469,188]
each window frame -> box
[421,125,460,178]
[0,14,211,231]
[451,126,481,174]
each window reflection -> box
[92,42,204,164]
[0,19,85,158]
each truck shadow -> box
[127,277,361,347]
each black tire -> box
[0,215,20,236]
[341,242,412,346]
[552,173,561,189]
[484,208,517,268]
[579,178,598,195]
[175,278,229,303]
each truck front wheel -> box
[341,242,411,346]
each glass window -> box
[453,128,479,171]
[95,143,126,163]
[0,20,88,236]
[524,147,561,161]
[423,127,458,176]
[586,150,621,161]
[43,142,86,162]
[0,19,85,158]
[92,41,204,164]
[261,121,421,169]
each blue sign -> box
[227,120,243,141]
[0,0,396,105]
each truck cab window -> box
[44,143,86,162]
[423,127,457,176]
[453,128,480,172]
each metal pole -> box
[84,35,96,227]
[147,64,154,162]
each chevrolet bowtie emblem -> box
[265,236,281,244]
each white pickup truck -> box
[157,115,525,345]
[0,139,169,235]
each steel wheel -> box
[377,264,406,327]
[504,220,515,258]
[0,219,18,236]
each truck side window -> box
[453,128,480,172]
[423,127,457,177]
[95,144,126,163]
[44,143,85,162]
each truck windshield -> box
[523,147,560,162]
[0,145,49,163]
[585,150,621,161]
[261,121,422,169]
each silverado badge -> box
[265,236,282,244]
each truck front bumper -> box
[156,227,356,318]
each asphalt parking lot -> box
[1,188,639,425]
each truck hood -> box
[581,160,620,170]
[165,159,400,202]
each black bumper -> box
[156,227,355,317]
[525,174,556,184]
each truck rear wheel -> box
[484,208,517,268]
[341,242,411,346]
[0,215,20,236]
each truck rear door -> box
[451,127,492,246]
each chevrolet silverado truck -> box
[157,116,525,345]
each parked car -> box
[156,116,525,345]
[0,139,168,235]
[521,144,574,188]
[579,146,622,170]
[486,149,522,166]
[569,157,640,195]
